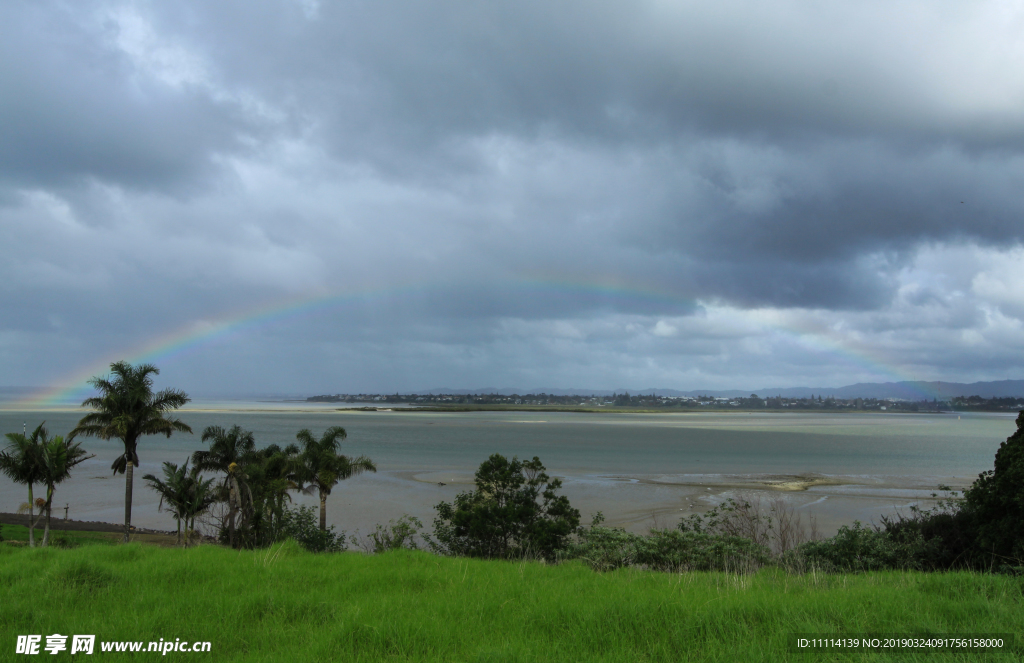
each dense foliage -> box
[562,515,770,572]
[431,454,580,560]
[187,424,375,550]
[964,411,1024,564]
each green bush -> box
[280,505,347,553]
[792,521,931,572]
[367,515,423,553]
[562,516,771,572]
[430,454,580,561]
[875,506,979,571]
[963,411,1024,565]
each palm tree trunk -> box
[42,493,52,547]
[319,490,327,532]
[124,454,134,544]
[228,476,240,548]
[27,483,35,548]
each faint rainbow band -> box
[18,277,938,407]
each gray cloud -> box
[2,0,1024,393]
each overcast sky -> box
[3,0,1024,396]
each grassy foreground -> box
[0,543,1021,662]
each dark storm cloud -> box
[3,0,1024,391]
[174,1,1024,146]
[113,0,1024,308]
[0,2,266,191]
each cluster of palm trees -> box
[0,423,92,547]
[1,361,376,549]
[189,424,376,548]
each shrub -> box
[280,505,347,553]
[430,454,580,560]
[679,494,814,555]
[791,521,931,572]
[563,515,771,572]
[365,515,423,553]
[872,488,979,571]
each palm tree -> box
[242,444,302,547]
[143,459,216,547]
[68,361,192,543]
[36,430,93,546]
[192,425,256,548]
[143,461,189,545]
[295,427,375,531]
[0,424,46,547]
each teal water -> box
[2,405,1008,475]
[1,403,1017,534]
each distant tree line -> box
[306,391,1019,412]
[949,395,1024,412]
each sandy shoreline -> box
[391,469,968,537]
[0,470,968,541]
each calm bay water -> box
[1,402,1018,535]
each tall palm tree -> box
[0,424,46,547]
[68,361,192,543]
[191,425,256,548]
[36,430,93,546]
[295,427,375,531]
[143,459,216,547]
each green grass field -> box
[1,541,1020,662]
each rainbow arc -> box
[18,278,937,408]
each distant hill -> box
[416,380,1024,400]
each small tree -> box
[36,429,92,546]
[295,427,375,531]
[431,454,580,560]
[0,425,46,547]
[143,460,216,547]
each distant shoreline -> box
[332,404,962,415]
